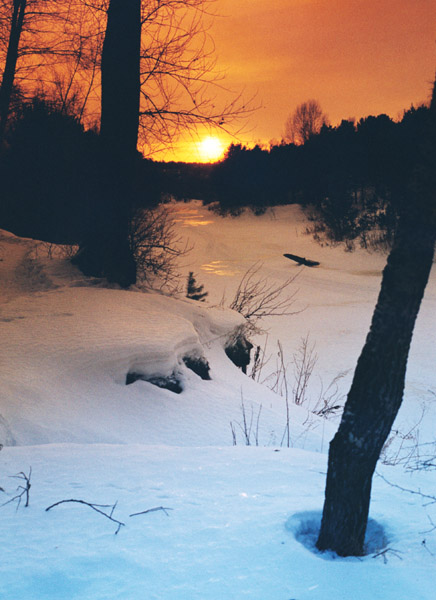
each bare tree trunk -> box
[100,0,141,155]
[316,220,435,556]
[0,0,27,143]
[74,0,141,287]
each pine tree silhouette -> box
[186,271,208,301]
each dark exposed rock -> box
[225,329,253,374]
[147,375,183,394]
[126,371,183,393]
[183,355,211,380]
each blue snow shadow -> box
[286,510,389,559]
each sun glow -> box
[197,136,225,162]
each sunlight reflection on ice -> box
[170,203,214,227]
[171,212,214,227]
[182,219,214,227]
[201,260,242,277]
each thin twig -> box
[376,472,436,505]
[422,538,436,557]
[1,467,32,510]
[45,499,125,534]
[129,506,173,517]
[372,547,403,563]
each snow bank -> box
[0,226,332,449]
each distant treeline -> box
[0,93,431,250]
[160,103,431,247]
[162,105,428,213]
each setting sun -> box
[197,136,224,162]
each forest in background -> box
[1,91,432,254]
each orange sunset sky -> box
[168,0,436,163]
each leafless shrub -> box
[231,335,349,448]
[230,393,262,446]
[292,335,317,406]
[249,344,263,380]
[249,335,272,382]
[129,206,192,292]
[380,407,426,467]
[405,441,436,472]
[278,341,291,447]
[257,340,291,447]
[229,262,300,333]
[264,340,287,395]
[312,371,347,418]
[39,242,78,260]
[249,335,347,450]
[257,335,345,418]
[262,335,316,405]
[1,467,31,510]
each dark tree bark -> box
[0,0,27,143]
[74,0,141,287]
[316,219,435,556]
[100,0,141,155]
[315,77,436,557]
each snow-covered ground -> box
[1,202,436,599]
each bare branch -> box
[45,498,125,534]
[130,506,173,517]
[376,472,436,506]
[372,547,403,563]
[129,205,192,292]
[229,262,300,332]
[0,467,32,510]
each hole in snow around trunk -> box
[286,510,389,559]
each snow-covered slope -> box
[175,202,436,435]
[0,225,332,449]
[1,204,436,600]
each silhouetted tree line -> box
[1,93,430,258]
[2,95,429,247]
[1,94,98,243]
[155,161,215,202]
[0,93,161,245]
[172,104,430,238]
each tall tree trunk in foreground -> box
[316,79,436,557]
[100,0,141,153]
[316,220,435,556]
[74,0,141,286]
[0,0,27,143]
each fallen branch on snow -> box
[130,506,173,517]
[45,499,125,534]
